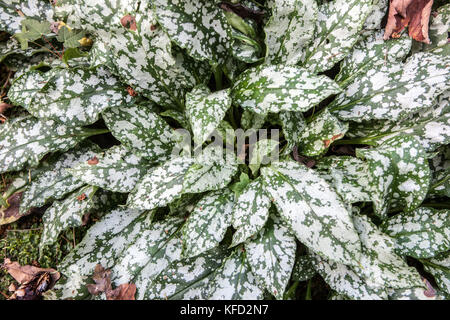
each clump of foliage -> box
[0,0,449,300]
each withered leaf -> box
[86,264,136,300]
[2,258,60,300]
[0,192,32,226]
[384,0,434,43]
[87,156,99,165]
[120,15,137,31]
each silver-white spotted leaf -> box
[20,142,101,214]
[0,116,99,174]
[232,64,342,114]
[383,207,450,259]
[102,103,175,161]
[208,249,264,300]
[246,216,296,299]
[69,145,150,193]
[301,0,373,73]
[312,253,388,300]
[354,215,423,290]
[332,52,450,122]
[127,157,194,210]
[264,0,317,65]
[150,246,228,300]
[186,85,232,145]
[299,108,348,157]
[356,135,431,216]
[40,185,98,249]
[182,189,234,258]
[9,67,131,127]
[231,177,271,246]
[261,161,362,266]
[153,0,232,64]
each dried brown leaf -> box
[384,0,434,43]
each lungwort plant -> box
[0,0,449,300]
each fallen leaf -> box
[86,264,111,295]
[0,102,12,114]
[76,193,87,201]
[87,156,99,165]
[107,283,136,300]
[2,259,60,300]
[0,192,32,226]
[384,0,434,43]
[120,15,137,31]
[86,264,136,300]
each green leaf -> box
[69,145,151,193]
[331,52,450,122]
[127,157,194,210]
[20,142,101,214]
[232,64,342,114]
[264,0,317,65]
[388,284,446,300]
[40,185,99,249]
[311,253,388,300]
[362,0,388,32]
[231,177,271,246]
[182,145,238,194]
[353,215,423,289]
[56,26,85,48]
[185,85,232,145]
[261,161,362,266]
[150,246,228,300]
[299,108,348,157]
[336,31,412,88]
[382,207,450,259]
[300,0,373,73]
[246,215,296,299]
[208,248,264,300]
[0,116,102,174]
[153,0,232,64]
[102,103,175,161]
[181,189,234,258]
[248,139,279,174]
[62,47,88,65]
[421,251,450,295]
[8,67,132,127]
[356,135,431,216]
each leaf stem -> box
[305,279,313,300]
[214,65,223,91]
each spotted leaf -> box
[231,177,271,247]
[261,161,362,266]
[69,145,151,193]
[264,0,317,65]
[127,157,194,210]
[300,0,373,73]
[185,85,232,145]
[0,116,102,174]
[246,215,296,299]
[8,67,131,127]
[232,64,342,114]
[182,189,234,259]
[20,142,101,214]
[331,52,450,122]
[382,207,450,259]
[208,248,264,300]
[153,0,232,64]
[102,103,175,161]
